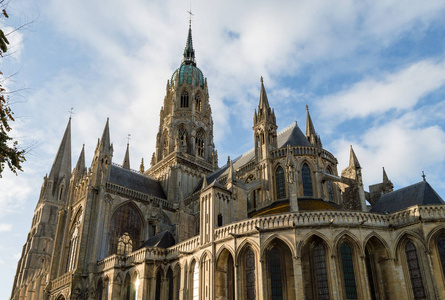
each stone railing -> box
[51,272,72,290]
[167,236,200,256]
[271,146,337,164]
[105,182,173,209]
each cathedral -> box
[10,22,445,300]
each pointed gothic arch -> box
[65,208,83,273]
[195,129,205,158]
[195,92,202,111]
[301,162,313,197]
[215,248,235,300]
[108,202,143,256]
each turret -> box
[91,118,113,186]
[253,77,277,162]
[341,146,367,211]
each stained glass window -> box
[269,247,283,300]
[245,248,256,300]
[438,235,445,278]
[313,242,329,300]
[340,242,357,299]
[276,166,286,200]
[302,163,313,196]
[181,91,189,108]
[109,204,142,256]
[405,242,426,299]
[117,233,132,255]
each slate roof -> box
[370,181,445,214]
[108,165,167,199]
[139,230,176,249]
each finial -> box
[422,171,426,182]
[187,6,194,27]
[68,107,75,119]
[260,76,263,83]
[126,134,131,145]
[306,105,309,111]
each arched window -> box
[192,262,199,300]
[247,189,258,211]
[340,242,357,299]
[438,234,445,278]
[313,242,329,299]
[66,210,83,272]
[117,232,133,255]
[181,91,189,108]
[162,130,168,158]
[195,94,202,111]
[326,167,334,201]
[155,270,162,300]
[109,204,142,256]
[195,130,205,158]
[405,241,426,299]
[178,127,188,148]
[365,248,377,300]
[217,213,223,227]
[269,246,283,298]
[245,248,256,300]
[302,163,313,197]
[275,166,286,199]
[167,269,174,300]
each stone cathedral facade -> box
[10,24,445,300]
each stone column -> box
[234,264,239,300]
[258,259,266,300]
[293,256,304,298]
[329,254,340,300]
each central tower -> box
[147,23,217,201]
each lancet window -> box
[340,242,357,299]
[178,127,188,148]
[269,247,283,299]
[313,242,330,299]
[302,163,313,197]
[192,262,199,300]
[405,241,426,299]
[196,130,205,157]
[181,91,189,108]
[245,248,256,300]
[66,210,83,272]
[326,167,334,201]
[438,234,445,278]
[109,204,142,256]
[275,166,286,200]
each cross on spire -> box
[68,107,75,119]
[422,171,426,182]
[187,6,194,26]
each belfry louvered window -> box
[275,166,286,199]
[405,241,426,299]
[438,234,445,278]
[109,204,141,256]
[313,242,330,299]
[302,163,313,196]
[181,91,189,108]
[340,242,357,299]
[245,248,256,300]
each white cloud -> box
[0,223,12,232]
[317,59,445,126]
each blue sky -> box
[1,0,445,295]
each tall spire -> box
[349,145,361,169]
[99,118,111,153]
[74,144,85,174]
[48,118,72,181]
[305,105,322,147]
[183,18,196,66]
[122,143,130,170]
[306,105,316,137]
[259,76,270,110]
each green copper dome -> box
[171,23,205,88]
[171,64,204,87]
